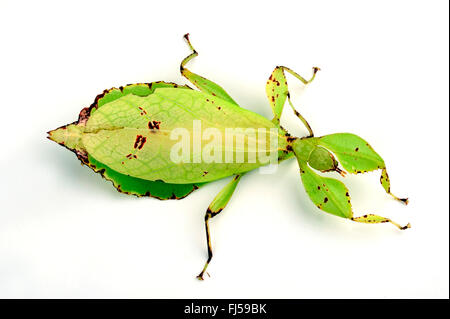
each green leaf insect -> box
[48,34,409,280]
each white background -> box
[0,0,448,298]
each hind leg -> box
[197,174,243,280]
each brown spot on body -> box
[148,120,161,130]
[138,137,147,149]
[134,135,147,150]
[78,107,90,125]
[355,147,359,152]
[138,106,147,115]
[134,135,143,149]
[287,136,296,143]
[324,197,328,203]
[283,128,290,136]
[76,149,89,164]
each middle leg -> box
[197,174,244,280]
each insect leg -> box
[266,66,319,136]
[197,174,243,280]
[295,154,410,230]
[315,133,409,205]
[351,214,411,230]
[380,168,409,204]
[180,34,238,105]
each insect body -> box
[48,34,409,280]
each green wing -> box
[81,88,286,184]
[88,154,204,199]
[50,82,288,188]
[49,82,205,200]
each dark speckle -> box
[148,120,161,130]
[286,136,296,143]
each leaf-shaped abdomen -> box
[82,88,287,184]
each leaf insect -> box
[48,34,409,280]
